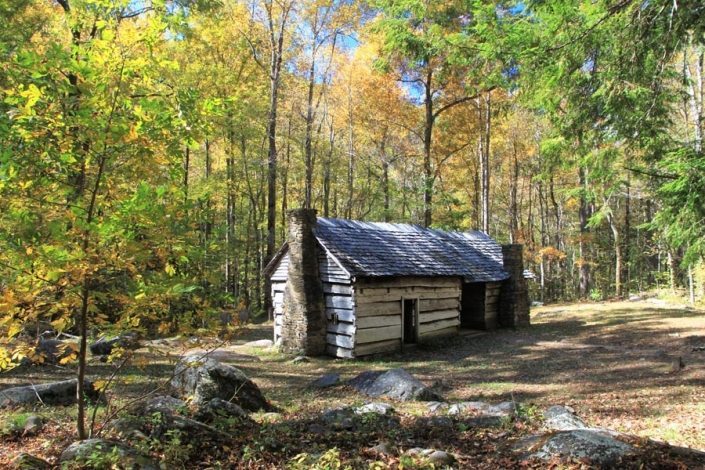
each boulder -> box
[22,415,43,436]
[514,429,635,466]
[104,416,147,440]
[0,379,99,408]
[59,439,159,469]
[170,354,273,411]
[369,442,394,456]
[348,369,443,402]
[320,408,356,431]
[447,401,514,427]
[354,402,395,415]
[309,373,340,389]
[195,398,250,423]
[543,405,588,431]
[89,332,140,356]
[137,395,187,415]
[427,450,455,466]
[243,339,273,348]
[10,453,51,470]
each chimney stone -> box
[498,244,531,328]
[280,209,327,355]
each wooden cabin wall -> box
[269,250,354,358]
[353,277,461,356]
[484,282,501,330]
[270,253,289,343]
[319,250,355,358]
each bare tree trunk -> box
[607,211,622,298]
[578,165,591,299]
[281,110,292,241]
[423,69,434,228]
[669,250,678,293]
[480,92,491,234]
[509,141,519,243]
[304,60,316,209]
[346,82,355,218]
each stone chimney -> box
[280,208,327,355]
[498,244,530,328]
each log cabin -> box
[264,209,530,358]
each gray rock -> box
[428,450,455,466]
[544,405,588,431]
[22,415,43,436]
[60,439,159,469]
[195,398,250,423]
[320,408,356,431]
[136,395,187,415]
[10,453,51,469]
[354,402,395,415]
[447,401,514,417]
[418,416,454,429]
[104,416,146,439]
[244,339,273,348]
[514,429,635,466]
[170,354,273,411]
[291,356,310,364]
[348,369,443,402]
[0,379,99,408]
[370,442,394,456]
[89,333,140,356]
[310,373,340,389]
[427,401,449,413]
[447,401,514,428]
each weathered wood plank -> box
[326,308,354,323]
[327,322,355,336]
[326,296,354,310]
[419,326,458,341]
[356,277,459,289]
[419,309,459,323]
[323,283,353,295]
[356,288,459,304]
[356,301,401,317]
[326,344,354,358]
[271,254,290,281]
[356,325,401,344]
[419,318,459,334]
[327,333,354,349]
[321,273,352,284]
[356,315,401,329]
[419,298,459,312]
[355,339,401,356]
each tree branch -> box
[433,86,497,119]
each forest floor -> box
[2,299,705,468]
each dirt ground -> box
[2,300,704,467]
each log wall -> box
[353,277,461,356]
[270,250,354,357]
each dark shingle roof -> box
[314,218,508,282]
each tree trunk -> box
[578,165,591,299]
[423,69,434,228]
[304,60,316,209]
[346,82,355,219]
[480,92,491,234]
[509,141,519,243]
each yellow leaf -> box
[94,380,108,392]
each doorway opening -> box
[402,298,418,344]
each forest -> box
[1,0,705,468]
